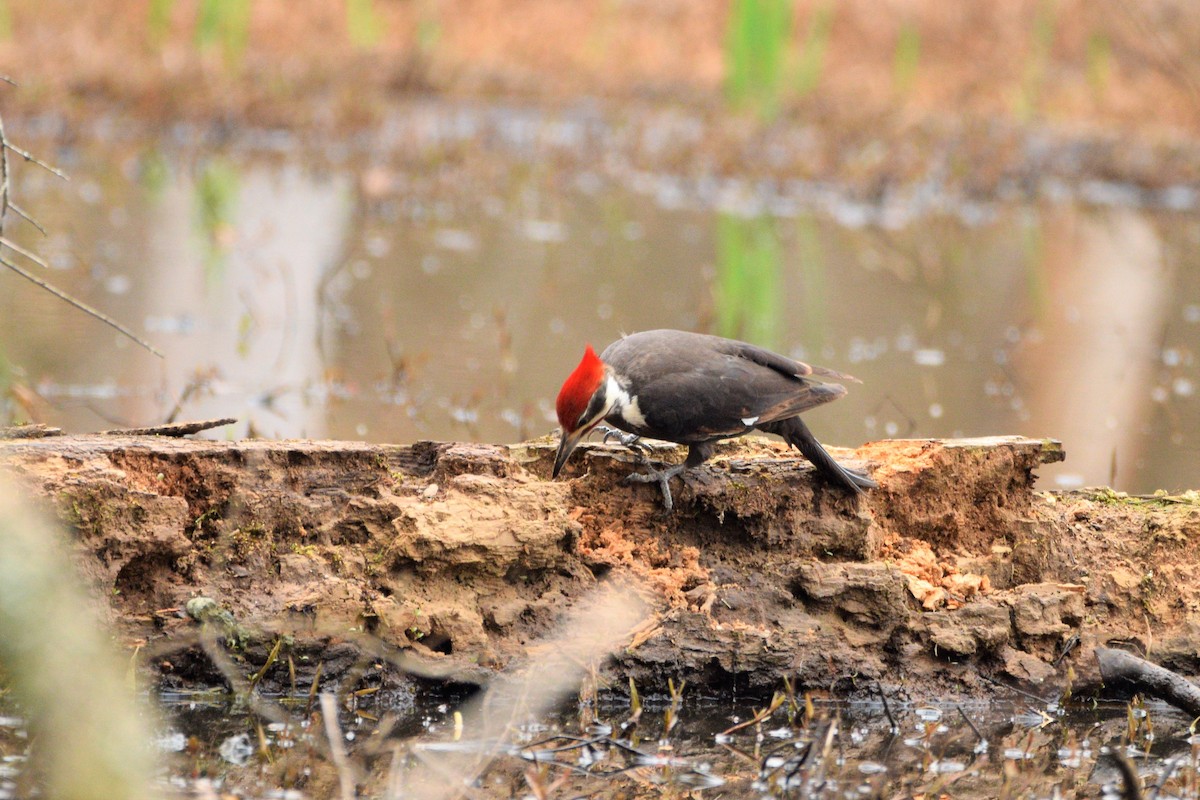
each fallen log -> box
[1,432,1198,698]
[1093,646,1200,717]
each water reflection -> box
[1016,208,1169,489]
[715,213,783,347]
[4,691,1186,799]
[1,111,1197,493]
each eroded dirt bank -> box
[1,431,1195,699]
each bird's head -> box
[553,344,611,478]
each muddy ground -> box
[1,430,1195,701]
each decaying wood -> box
[2,418,234,440]
[98,418,238,438]
[2,431,1199,698]
[0,423,62,439]
[1094,646,1200,717]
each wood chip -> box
[0,423,62,439]
[98,418,237,437]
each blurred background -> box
[0,0,1198,491]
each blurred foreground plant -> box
[0,480,158,800]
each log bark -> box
[2,431,1198,698]
[1094,646,1200,717]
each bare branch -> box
[0,424,62,439]
[0,113,9,237]
[319,693,359,800]
[0,235,48,268]
[0,256,164,358]
[1096,646,1200,718]
[3,140,68,181]
[99,418,237,438]
[0,81,162,371]
[9,202,47,235]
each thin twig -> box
[0,113,10,239]
[306,661,323,716]
[1108,747,1145,800]
[164,369,219,424]
[957,705,984,743]
[719,692,785,737]
[99,418,236,437]
[877,684,899,733]
[0,424,62,439]
[0,235,49,268]
[7,202,45,235]
[1149,753,1183,800]
[407,746,490,800]
[0,256,164,358]
[979,673,1050,705]
[247,637,284,691]
[320,692,358,800]
[2,140,68,180]
[811,718,838,789]
[385,743,406,800]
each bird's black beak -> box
[552,428,586,478]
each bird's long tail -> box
[759,417,876,493]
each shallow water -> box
[2,103,1199,492]
[2,690,1194,799]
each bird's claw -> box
[624,462,687,512]
[593,425,680,509]
[597,426,652,458]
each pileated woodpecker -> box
[552,329,875,510]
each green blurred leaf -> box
[147,0,173,45]
[0,2,13,41]
[724,0,794,120]
[1015,0,1057,121]
[796,214,827,354]
[794,2,834,99]
[138,148,170,197]
[417,0,441,53]
[715,214,782,348]
[194,158,240,282]
[1086,31,1112,99]
[0,484,158,800]
[347,0,383,49]
[196,0,251,67]
[893,20,920,96]
[237,311,254,358]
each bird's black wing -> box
[707,336,851,423]
[600,330,870,491]
[714,337,858,384]
[615,335,846,443]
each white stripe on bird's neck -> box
[605,373,648,429]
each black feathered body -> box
[598,329,874,491]
[600,330,845,444]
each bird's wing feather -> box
[629,352,845,441]
[600,330,850,443]
[717,338,858,383]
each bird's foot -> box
[624,462,688,512]
[842,466,877,492]
[596,426,652,458]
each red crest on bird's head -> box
[556,344,605,432]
